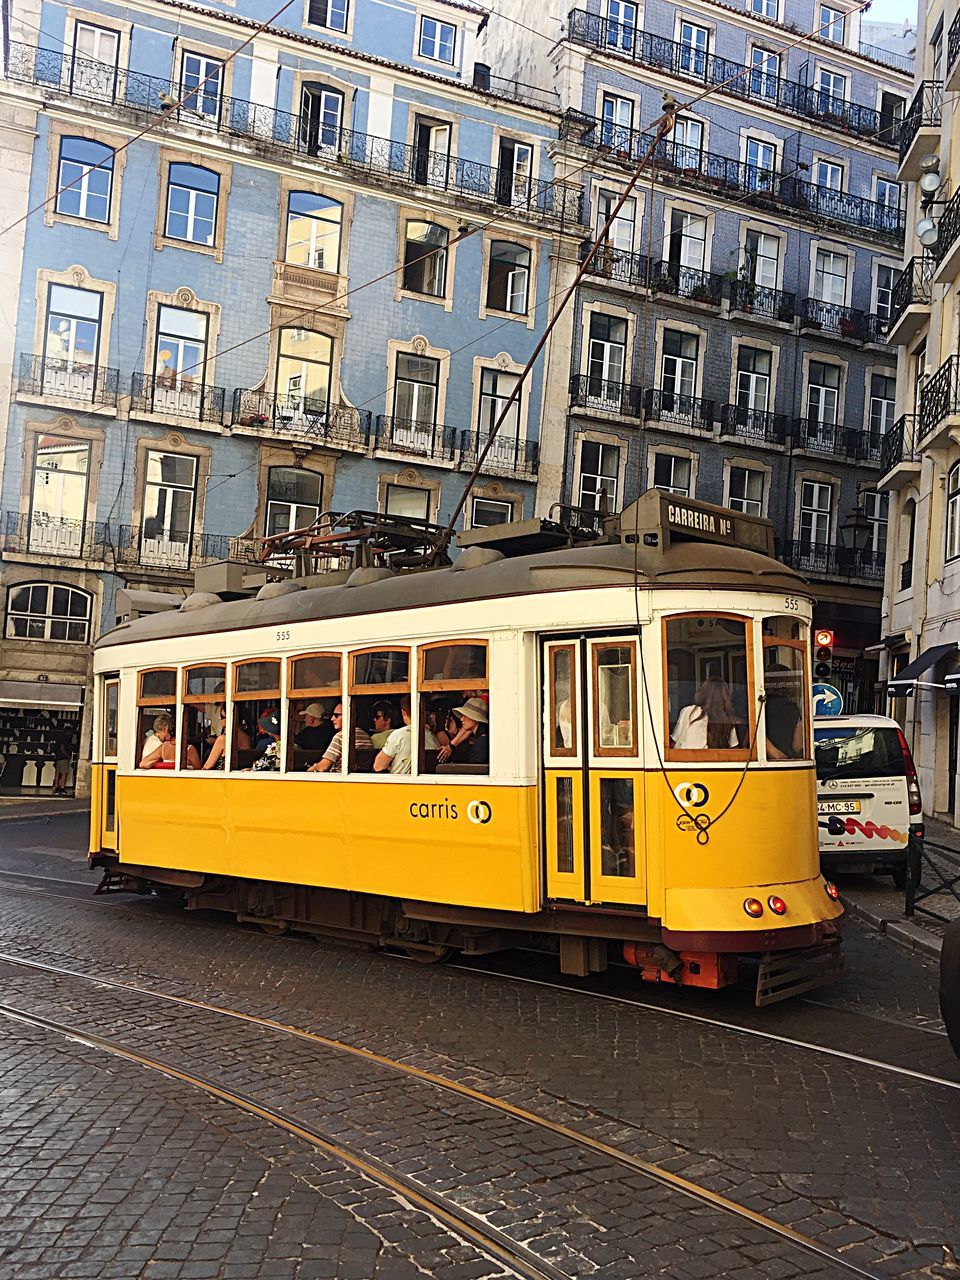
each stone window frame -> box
[727,334,782,410]
[479,231,541,329]
[799,349,847,422]
[249,444,339,541]
[376,466,441,521]
[395,207,459,311]
[171,37,237,117]
[863,360,897,432]
[44,121,128,240]
[128,430,213,553]
[791,468,837,543]
[289,66,355,135]
[670,109,711,159]
[302,0,354,41]
[29,264,117,413]
[62,7,132,79]
[464,480,524,530]
[468,351,531,453]
[721,455,772,517]
[489,124,542,191]
[153,146,232,264]
[809,151,848,193]
[2,564,104,654]
[811,60,849,104]
[413,10,460,69]
[274,176,355,293]
[18,414,106,536]
[737,124,780,174]
[737,219,787,292]
[871,253,903,317]
[588,179,647,254]
[652,315,709,401]
[592,84,641,138]
[140,285,223,419]
[671,11,717,57]
[807,235,853,308]
[579,299,637,383]
[262,303,346,412]
[571,428,628,514]
[645,441,700,498]
[384,333,452,440]
[660,194,717,275]
[403,102,461,165]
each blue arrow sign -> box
[812,683,843,716]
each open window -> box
[181,664,225,769]
[348,649,409,772]
[664,615,755,760]
[761,617,811,762]
[287,652,341,771]
[136,668,177,769]
[232,659,281,770]
[419,641,488,775]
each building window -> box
[869,373,896,436]
[875,265,901,320]
[653,453,692,496]
[814,248,847,304]
[864,491,888,556]
[661,329,698,402]
[300,85,344,154]
[745,137,777,190]
[265,467,322,538]
[947,463,960,561]
[56,138,113,223]
[180,52,223,120]
[672,117,703,168]
[668,209,707,273]
[600,93,634,150]
[799,480,832,546]
[307,0,348,32]
[744,229,780,287]
[876,178,902,213]
[587,313,627,405]
[578,440,620,512]
[28,436,91,555]
[154,306,207,406]
[44,284,102,384]
[819,4,844,42]
[419,16,456,63]
[486,241,530,314]
[807,361,841,423]
[394,352,440,428]
[165,163,219,247]
[749,0,777,17]
[472,496,514,527]
[478,368,521,465]
[814,159,843,191]
[728,466,764,515]
[6,582,92,643]
[403,220,448,297]
[736,346,772,413]
[497,138,534,207]
[879,92,906,142]
[141,451,197,567]
[384,484,430,519]
[596,189,636,251]
[817,69,846,109]
[679,21,709,75]
[286,192,342,272]
[276,328,332,415]
[412,116,452,185]
[606,0,638,51]
[749,48,780,99]
[71,23,119,96]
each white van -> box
[814,713,923,888]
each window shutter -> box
[307,0,328,25]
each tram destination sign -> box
[650,493,774,554]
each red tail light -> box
[743,897,764,917]
[897,729,923,816]
[767,895,787,915]
[825,880,840,901]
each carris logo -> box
[673,781,710,808]
[467,800,492,825]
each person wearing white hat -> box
[295,702,333,753]
[439,696,489,767]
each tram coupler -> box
[754,938,844,1006]
[623,942,737,990]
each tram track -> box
[0,949,919,1279]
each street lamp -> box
[916,217,940,248]
[839,502,874,569]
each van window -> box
[814,725,907,780]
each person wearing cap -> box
[438,697,489,767]
[294,703,333,755]
[308,703,373,773]
[250,709,281,771]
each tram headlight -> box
[743,897,764,917]
[824,880,840,901]
[767,895,787,915]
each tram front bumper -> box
[661,878,844,954]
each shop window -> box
[136,668,177,769]
[762,617,810,761]
[418,641,488,774]
[287,652,341,771]
[346,649,409,772]
[180,663,226,770]
[232,659,281,771]
[664,615,753,759]
[5,582,91,643]
[56,137,114,223]
[591,641,636,756]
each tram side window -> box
[419,641,488,775]
[345,649,409,772]
[665,616,752,757]
[287,653,341,771]
[181,665,226,769]
[136,668,178,770]
[762,617,810,761]
[232,659,282,771]
[592,643,636,755]
[548,645,576,756]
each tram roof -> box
[96,536,812,652]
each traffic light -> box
[814,629,834,679]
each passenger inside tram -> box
[438,698,489,767]
[203,704,251,770]
[665,616,750,754]
[761,618,808,760]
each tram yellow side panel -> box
[114,776,540,913]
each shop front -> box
[0,679,84,796]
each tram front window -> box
[762,617,809,761]
[665,616,751,756]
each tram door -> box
[98,678,119,851]
[542,636,645,906]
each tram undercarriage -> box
[92,856,843,1006]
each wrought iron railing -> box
[649,261,724,305]
[919,354,960,440]
[114,523,260,571]
[375,416,458,461]
[799,297,869,341]
[131,372,225,423]
[231,390,370,449]
[778,539,885,583]
[565,11,900,148]
[936,184,960,265]
[5,42,582,226]
[458,432,539,477]
[2,510,115,560]
[786,179,904,245]
[879,414,919,476]
[890,257,934,329]
[949,14,960,83]
[17,353,120,408]
[792,417,877,460]
[899,80,943,162]
[727,280,796,323]
[578,238,651,287]
[643,387,715,430]
[483,72,559,112]
[719,404,788,445]
[857,40,915,74]
[569,374,644,417]
[866,314,890,344]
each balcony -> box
[918,354,960,448]
[131,372,225,424]
[934,184,960,283]
[564,11,900,149]
[799,297,869,343]
[649,261,724,306]
[2,510,113,561]
[231,391,370,451]
[858,41,915,75]
[948,13,960,92]
[719,404,788,446]
[114,524,261,573]
[578,238,651,288]
[643,388,715,432]
[786,180,904,248]
[727,281,796,325]
[898,81,943,180]
[792,417,880,463]
[458,432,539,479]
[5,42,583,228]
[16,353,120,410]
[887,257,934,346]
[878,415,921,492]
[569,374,643,418]
[778,540,885,585]
[374,416,457,462]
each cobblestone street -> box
[1,813,958,1280]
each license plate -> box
[818,800,861,814]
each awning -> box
[888,644,957,697]
[945,668,960,696]
[0,680,85,710]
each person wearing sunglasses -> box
[307,703,374,773]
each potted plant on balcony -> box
[690,280,718,304]
[238,411,269,427]
[651,267,678,295]
[839,316,860,339]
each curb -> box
[0,806,90,824]
[841,893,943,960]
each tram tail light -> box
[767,895,787,915]
[896,729,923,817]
[825,880,840,901]
[743,897,764,917]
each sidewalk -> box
[0,796,90,823]
[840,815,960,960]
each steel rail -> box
[0,951,887,1278]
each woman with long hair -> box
[671,677,741,750]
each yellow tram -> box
[89,492,843,1005]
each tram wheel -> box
[256,920,290,937]
[396,943,456,964]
